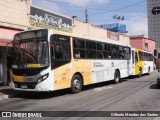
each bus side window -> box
[124,47,131,60]
[86,41,96,59]
[138,51,143,61]
[132,50,135,65]
[50,42,55,60]
[135,52,138,63]
[73,38,86,59]
[50,34,71,69]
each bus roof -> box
[14,28,131,47]
[49,29,131,47]
[132,48,152,53]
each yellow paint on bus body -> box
[12,73,24,82]
[133,48,144,75]
[53,60,92,90]
[27,64,41,68]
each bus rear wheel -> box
[114,70,120,84]
[70,74,82,94]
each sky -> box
[32,0,148,37]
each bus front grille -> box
[14,82,37,89]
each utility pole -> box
[85,9,88,23]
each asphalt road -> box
[0,71,160,120]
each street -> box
[0,71,160,120]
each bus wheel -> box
[70,74,82,94]
[114,70,120,84]
[139,68,142,78]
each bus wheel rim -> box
[115,73,119,81]
[73,79,80,90]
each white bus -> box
[10,29,131,93]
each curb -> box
[0,95,10,101]
[0,93,20,101]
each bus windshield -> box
[12,30,49,68]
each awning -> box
[0,27,20,46]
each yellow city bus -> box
[131,48,154,77]
[10,29,132,93]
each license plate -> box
[24,77,34,82]
[21,85,27,89]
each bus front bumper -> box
[10,78,54,92]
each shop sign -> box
[30,6,73,33]
[107,31,119,41]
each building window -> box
[145,43,148,50]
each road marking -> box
[94,86,113,91]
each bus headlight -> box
[37,73,49,84]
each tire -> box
[113,70,120,84]
[138,68,142,78]
[70,74,82,94]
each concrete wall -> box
[73,20,107,39]
[0,0,32,30]
[143,38,156,52]
[130,38,144,49]
[119,34,130,45]
[73,20,130,45]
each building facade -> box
[0,0,32,85]
[147,0,160,48]
[130,35,155,52]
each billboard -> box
[98,23,127,33]
[29,6,73,33]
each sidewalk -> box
[0,85,20,101]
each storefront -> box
[0,49,2,84]
[0,27,20,85]
[0,47,7,85]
